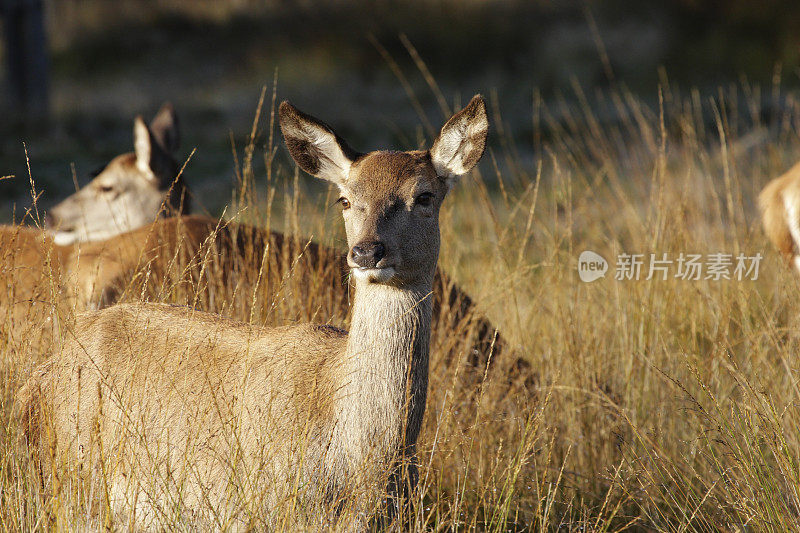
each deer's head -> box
[279,96,488,288]
[46,103,187,245]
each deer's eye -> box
[415,192,434,207]
[337,197,351,210]
[98,185,114,193]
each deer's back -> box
[67,215,353,324]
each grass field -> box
[4,50,800,530]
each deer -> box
[16,95,489,530]
[759,160,800,273]
[0,103,187,353]
[1,101,185,304]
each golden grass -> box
[3,77,800,530]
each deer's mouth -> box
[44,214,74,234]
[352,266,396,283]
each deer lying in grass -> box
[1,101,184,307]
[17,96,489,529]
[0,103,187,352]
[760,160,800,273]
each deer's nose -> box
[350,241,386,269]
[44,213,55,228]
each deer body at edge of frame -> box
[759,159,800,273]
[16,95,489,529]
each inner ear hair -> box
[133,116,153,176]
[430,95,488,180]
[134,116,172,181]
[279,101,360,184]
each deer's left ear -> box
[430,95,488,185]
[149,102,180,154]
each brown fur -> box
[759,160,800,263]
[0,225,72,354]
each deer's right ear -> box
[279,101,358,185]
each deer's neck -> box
[336,278,432,465]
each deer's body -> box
[27,287,427,526]
[18,97,489,529]
[28,303,350,522]
[0,225,71,353]
[760,160,800,272]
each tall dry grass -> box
[3,73,800,530]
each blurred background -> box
[2,0,800,219]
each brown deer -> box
[17,96,489,529]
[0,103,185,352]
[759,160,800,273]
